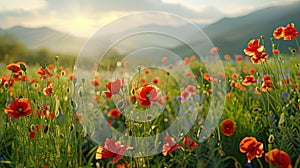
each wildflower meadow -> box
[1,21,300,168]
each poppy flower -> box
[224,54,231,60]
[235,55,243,62]
[261,80,273,92]
[221,119,235,136]
[144,69,150,75]
[231,73,239,79]
[29,124,39,139]
[203,73,211,81]
[184,57,189,64]
[272,49,280,55]
[4,98,32,119]
[108,108,121,118]
[242,75,256,86]
[239,137,264,163]
[210,47,219,54]
[190,55,196,61]
[134,85,164,106]
[152,77,160,84]
[91,79,101,87]
[103,78,124,99]
[244,39,264,56]
[36,67,52,79]
[273,26,284,39]
[265,148,292,168]
[250,52,268,64]
[43,83,53,96]
[6,63,21,73]
[95,138,132,164]
[249,68,256,75]
[162,136,182,156]
[161,57,168,63]
[183,136,198,150]
[283,23,299,40]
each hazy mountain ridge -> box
[0,2,299,57]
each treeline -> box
[0,34,76,67]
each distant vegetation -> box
[0,34,124,69]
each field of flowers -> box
[0,23,300,168]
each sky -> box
[0,0,299,37]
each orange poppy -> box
[183,136,198,150]
[283,23,299,40]
[6,63,21,73]
[265,148,292,168]
[239,137,264,163]
[261,80,273,92]
[5,98,32,119]
[231,73,239,79]
[221,119,235,136]
[162,136,182,156]
[242,75,256,86]
[203,73,211,81]
[108,108,121,118]
[224,54,231,60]
[210,47,219,54]
[95,138,132,164]
[161,57,168,63]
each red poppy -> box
[231,73,239,79]
[250,51,268,64]
[162,136,182,156]
[221,119,235,136]
[43,83,53,96]
[273,26,284,39]
[29,124,39,139]
[272,49,280,55]
[6,63,21,73]
[242,75,256,86]
[47,64,54,70]
[69,75,76,82]
[249,68,256,75]
[103,78,124,99]
[265,148,292,168]
[152,77,160,84]
[283,23,299,40]
[95,138,132,163]
[144,69,150,75]
[108,108,121,118]
[4,98,32,119]
[235,55,243,62]
[183,136,198,150]
[91,79,100,87]
[134,85,164,106]
[239,137,264,163]
[244,39,264,56]
[36,67,52,79]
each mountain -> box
[1,26,87,55]
[203,2,300,56]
